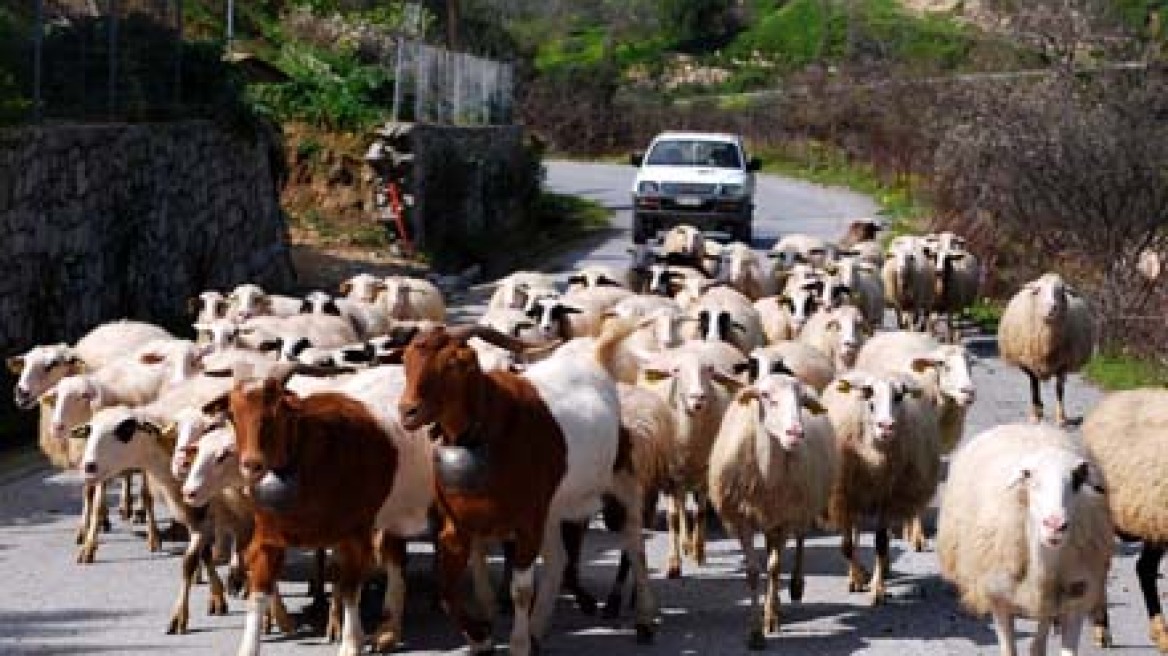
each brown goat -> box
[223,378,398,656]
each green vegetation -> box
[756,140,928,226]
[966,298,1005,333]
[249,43,393,132]
[1085,352,1168,391]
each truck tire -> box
[633,215,652,244]
[735,222,753,245]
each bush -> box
[249,43,393,132]
[934,70,1168,352]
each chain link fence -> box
[391,39,514,126]
[11,0,190,122]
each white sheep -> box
[638,339,744,578]
[998,273,1096,425]
[527,286,633,342]
[826,256,885,329]
[565,265,628,292]
[722,241,772,300]
[339,273,387,303]
[300,290,391,340]
[740,342,836,393]
[708,373,838,647]
[1082,390,1168,651]
[822,370,942,605]
[660,224,708,273]
[226,283,303,320]
[938,424,1112,656]
[768,234,832,290]
[382,275,447,323]
[754,283,822,344]
[800,304,869,372]
[188,291,229,325]
[882,236,936,330]
[931,244,981,343]
[683,285,766,355]
[45,339,207,562]
[487,271,559,310]
[236,313,360,354]
[856,330,977,551]
[645,263,710,298]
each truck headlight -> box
[720,184,744,197]
[638,181,660,195]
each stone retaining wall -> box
[0,120,294,354]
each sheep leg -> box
[691,492,709,565]
[514,522,548,656]
[604,551,631,618]
[77,480,106,564]
[134,473,152,524]
[609,471,656,643]
[842,526,869,593]
[990,604,1019,656]
[238,541,284,656]
[119,472,134,521]
[1025,368,1044,422]
[905,514,926,552]
[76,483,95,545]
[333,538,371,656]
[1136,544,1168,650]
[437,525,492,654]
[763,530,784,635]
[141,478,161,552]
[1091,596,1112,648]
[498,539,515,611]
[666,492,685,578]
[468,540,497,623]
[201,531,229,618]
[1054,372,1069,426]
[868,525,889,606]
[560,520,599,615]
[738,526,766,650]
[168,526,208,634]
[1056,612,1083,656]
[372,534,407,653]
[1030,616,1051,655]
[790,534,806,602]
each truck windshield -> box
[645,140,741,169]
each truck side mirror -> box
[630,152,644,167]
[747,157,762,172]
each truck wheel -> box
[633,215,652,244]
[735,223,753,245]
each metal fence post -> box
[174,0,184,111]
[392,37,404,121]
[32,0,43,122]
[108,0,119,119]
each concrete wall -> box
[0,120,294,354]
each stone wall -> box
[409,125,538,274]
[0,120,294,354]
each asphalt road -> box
[0,162,1151,655]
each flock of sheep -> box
[4,218,1167,656]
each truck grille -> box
[661,182,717,195]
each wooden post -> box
[32,0,43,121]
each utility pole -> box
[446,0,460,51]
[226,0,235,54]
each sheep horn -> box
[447,325,555,354]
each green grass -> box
[755,141,929,231]
[730,0,974,74]
[1084,352,1168,391]
[965,298,1004,333]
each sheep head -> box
[1007,449,1105,550]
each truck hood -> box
[633,165,749,191]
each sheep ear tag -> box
[643,370,672,384]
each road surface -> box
[0,162,1144,655]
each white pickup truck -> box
[629,131,761,244]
